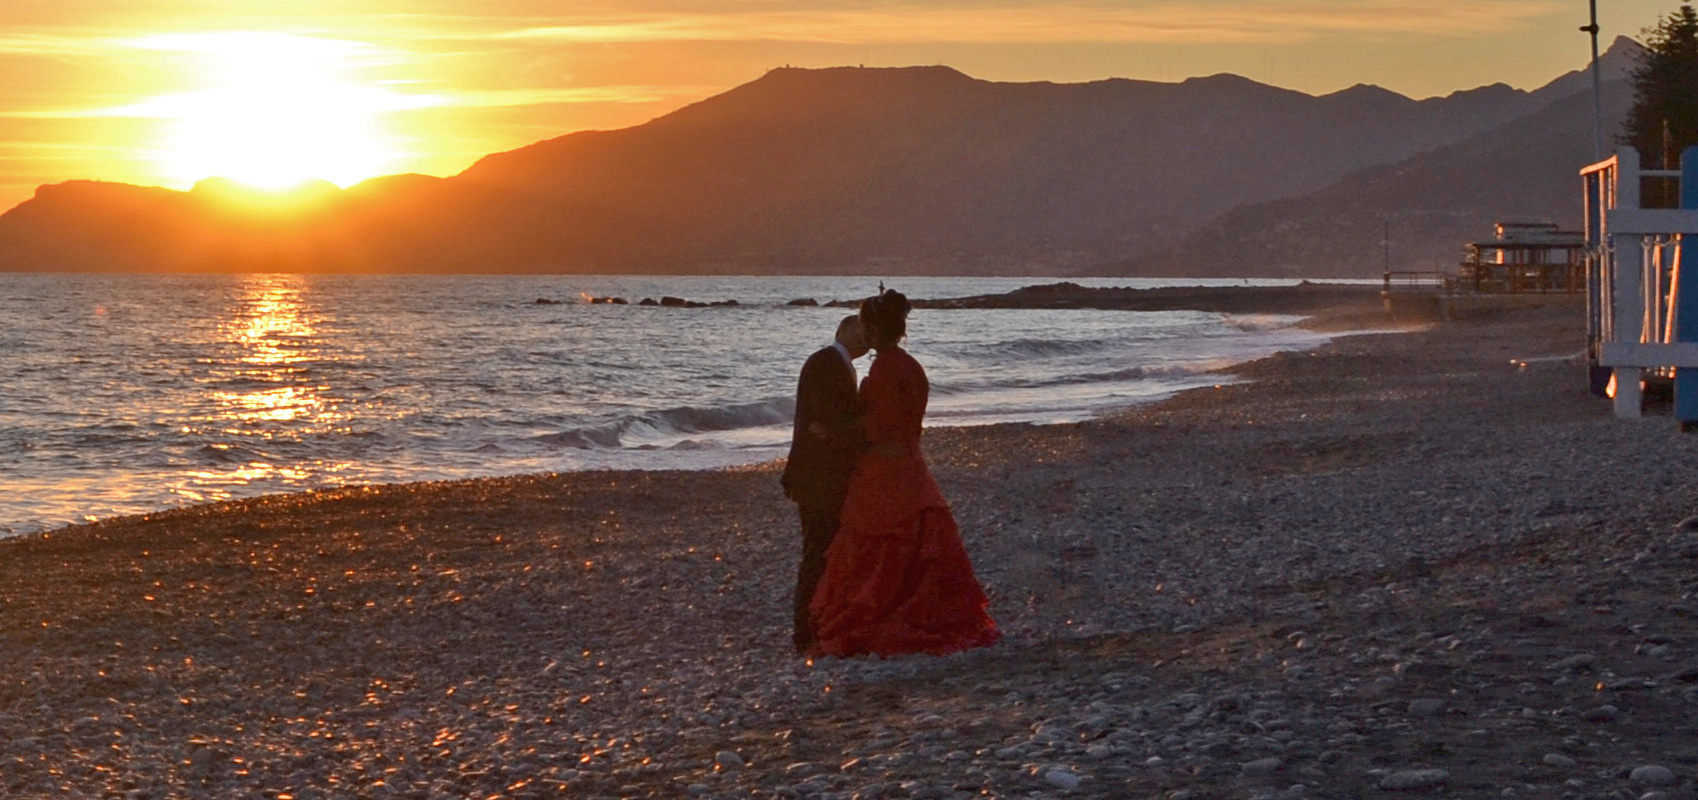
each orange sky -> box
[0,0,1674,212]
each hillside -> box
[1111,38,1642,278]
[0,44,1638,275]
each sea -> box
[0,273,1363,536]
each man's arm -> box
[811,362,866,452]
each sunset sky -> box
[0,0,1675,211]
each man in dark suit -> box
[781,315,869,653]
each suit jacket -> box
[781,345,862,510]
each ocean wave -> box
[530,396,796,450]
[532,427,625,450]
[932,359,1230,395]
[975,337,1115,359]
[195,443,268,464]
[1217,314,1305,333]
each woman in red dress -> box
[808,289,1001,657]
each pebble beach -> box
[5,294,1698,799]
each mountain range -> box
[0,37,1644,276]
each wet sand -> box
[5,293,1698,799]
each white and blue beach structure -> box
[1582,146,1698,426]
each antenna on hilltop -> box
[1582,0,1605,160]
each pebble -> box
[1580,705,1619,723]
[12,308,1698,800]
[1379,768,1450,791]
[1666,665,1698,683]
[1242,757,1283,777]
[1630,765,1676,787]
[1408,699,1445,717]
[1043,767,1082,790]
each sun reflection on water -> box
[179,275,359,499]
[205,275,344,429]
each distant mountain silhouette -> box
[0,38,1646,275]
[1109,36,1643,277]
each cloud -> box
[0,32,125,56]
[480,1,1562,46]
[433,85,721,109]
[0,85,700,120]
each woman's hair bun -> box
[860,287,911,346]
[871,288,910,317]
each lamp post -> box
[1582,0,1604,160]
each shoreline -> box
[2,284,1390,538]
[10,294,1698,798]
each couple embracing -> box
[781,288,1001,658]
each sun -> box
[136,33,428,191]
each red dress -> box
[807,346,1001,657]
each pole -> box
[1582,0,1605,160]
[1383,220,1390,273]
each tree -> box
[1624,4,1698,168]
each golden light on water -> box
[170,275,357,501]
[216,275,328,425]
[213,385,321,423]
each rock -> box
[1664,665,1698,683]
[1394,661,1453,681]
[1242,757,1283,777]
[1043,767,1082,790]
[715,750,744,769]
[1630,765,1676,787]
[1548,654,1597,672]
[1542,753,1577,768]
[189,747,215,770]
[1408,699,1445,717]
[788,298,820,306]
[661,296,688,307]
[1675,515,1698,533]
[1378,769,1449,791]
[639,298,658,306]
[1581,705,1619,723]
